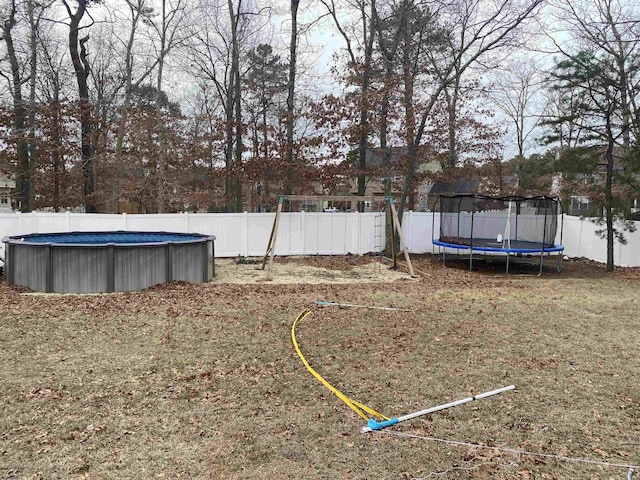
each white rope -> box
[373,430,640,472]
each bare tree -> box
[61,0,97,212]
[545,0,640,271]
[25,0,37,210]
[284,0,298,194]
[227,0,242,211]
[187,0,268,211]
[372,0,404,197]
[1,0,30,211]
[396,0,545,219]
[321,0,377,200]
[490,57,546,159]
[114,0,158,157]
[147,0,188,213]
[549,0,640,147]
[37,33,69,211]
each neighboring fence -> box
[559,214,640,267]
[1,210,639,266]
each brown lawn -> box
[1,255,639,479]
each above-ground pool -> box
[2,231,215,293]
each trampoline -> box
[432,195,564,275]
[2,231,215,293]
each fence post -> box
[301,210,306,255]
[244,211,249,257]
[404,211,412,253]
[578,217,584,258]
[15,211,22,235]
[122,212,127,230]
[355,211,361,255]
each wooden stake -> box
[388,202,398,269]
[262,196,284,276]
[388,200,415,277]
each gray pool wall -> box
[2,231,215,293]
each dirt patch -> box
[212,253,640,285]
[213,255,417,284]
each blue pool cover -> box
[6,231,210,245]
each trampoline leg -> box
[556,253,563,273]
[538,253,544,276]
[506,253,510,274]
[469,249,473,271]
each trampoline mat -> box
[435,238,564,253]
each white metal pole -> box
[362,385,515,433]
[503,201,512,249]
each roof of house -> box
[428,174,519,196]
[357,147,441,171]
[429,179,479,195]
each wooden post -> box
[388,198,415,277]
[261,196,284,270]
[388,201,398,269]
[262,196,285,277]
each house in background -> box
[553,146,640,219]
[427,178,480,210]
[567,195,597,217]
[0,172,15,212]
[426,174,520,210]
[341,147,442,210]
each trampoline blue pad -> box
[434,238,564,254]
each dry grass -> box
[1,256,639,479]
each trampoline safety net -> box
[439,195,561,249]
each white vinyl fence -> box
[1,210,639,266]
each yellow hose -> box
[291,307,389,421]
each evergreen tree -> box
[549,51,637,270]
[243,44,287,162]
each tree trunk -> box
[445,83,459,169]
[234,55,243,212]
[285,0,298,195]
[356,1,376,203]
[53,97,62,212]
[605,118,614,272]
[155,0,167,213]
[27,0,38,211]
[605,2,631,149]
[2,1,30,212]
[116,1,144,158]
[226,0,240,212]
[64,0,96,212]
[262,92,268,160]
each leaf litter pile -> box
[1,255,639,479]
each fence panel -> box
[561,215,640,267]
[1,211,639,266]
[402,211,436,253]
